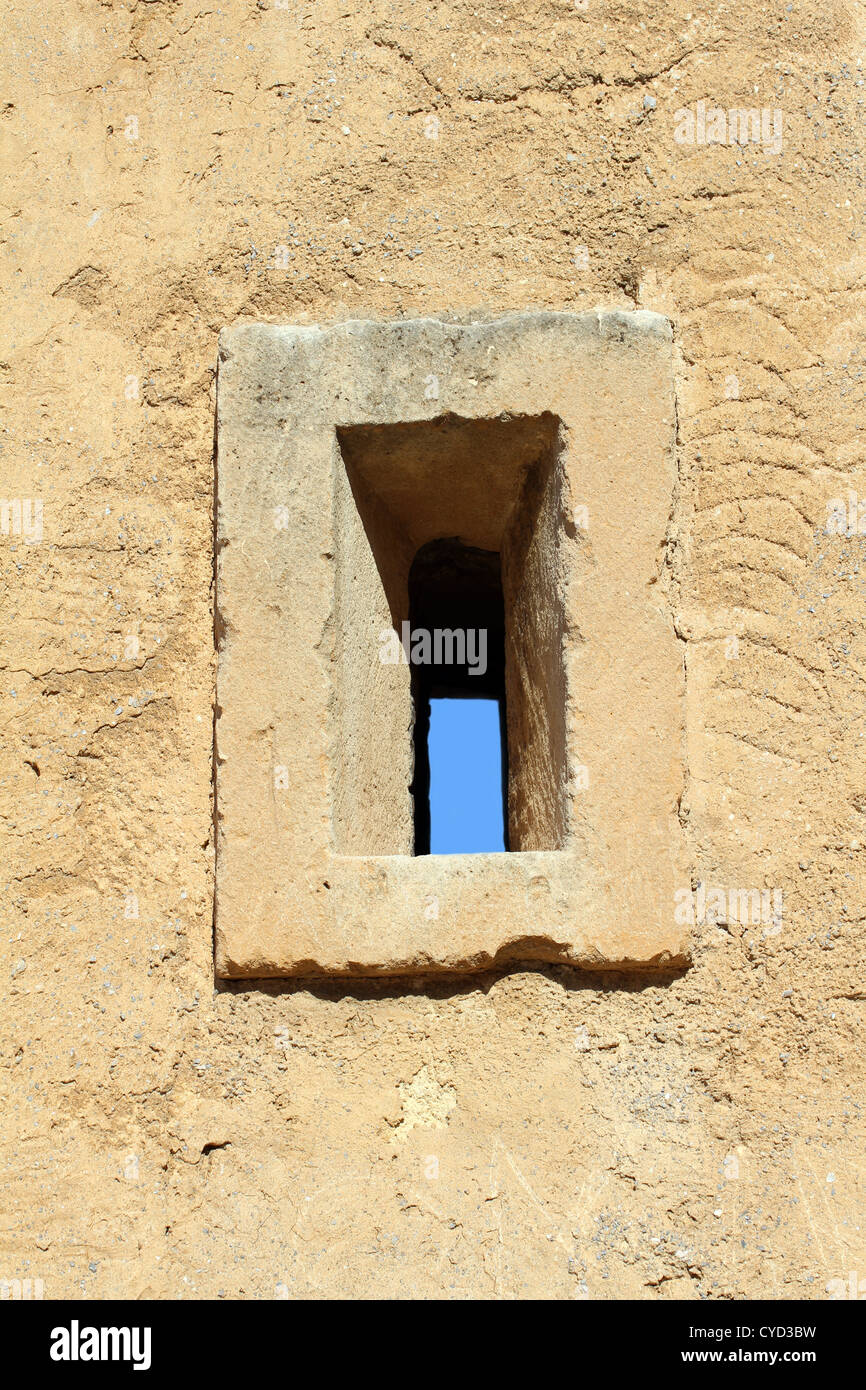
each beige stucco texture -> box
[1,0,864,1301]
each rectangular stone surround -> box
[214,312,688,977]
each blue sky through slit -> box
[427,698,506,854]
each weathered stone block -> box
[215,312,687,976]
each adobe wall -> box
[1,0,864,1298]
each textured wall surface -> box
[1,0,864,1299]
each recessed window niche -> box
[333,412,568,858]
[214,312,688,977]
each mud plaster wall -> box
[1,0,864,1299]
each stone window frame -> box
[214,312,688,978]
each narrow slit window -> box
[426,699,507,854]
[408,539,507,854]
